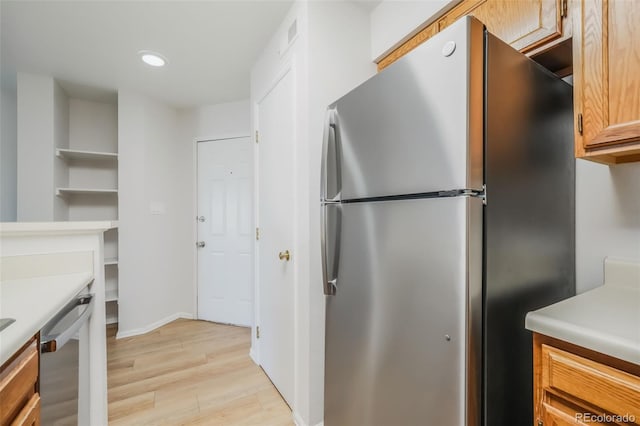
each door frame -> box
[192,134,250,322]
[251,58,299,370]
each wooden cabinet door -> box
[10,394,40,426]
[439,0,565,52]
[575,0,640,162]
[542,403,588,426]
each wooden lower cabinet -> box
[533,333,640,426]
[10,394,40,426]
[0,338,40,426]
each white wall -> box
[69,99,118,152]
[188,100,250,140]
[53,81,69,220]
[251,2,375,424]
[117,91,194,335]
[576,160,640,292]
[16,73,55,221]
[1,85,17,221]
[370,0,461,61]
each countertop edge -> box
[525,311,640,365]
[0,272,94,366]
[0,221,118,235]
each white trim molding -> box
[116,312,194,339]
[293,411,323,426]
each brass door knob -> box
[278,250,291,261]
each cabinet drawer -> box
[10,393,40,426]
[541,344,640,420]
[542,402,590,426]
[0,341,38,425]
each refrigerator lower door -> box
[324,196,482,426]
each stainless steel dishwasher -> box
[40,289,94,426]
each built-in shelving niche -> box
[53,80,120,327]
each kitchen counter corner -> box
[525,258,640,365]
[0,272,94,366]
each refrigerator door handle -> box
[320,108,341,203]
[321,204,341,296]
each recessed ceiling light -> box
[139,51,167,67]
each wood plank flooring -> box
[107,319,293,425]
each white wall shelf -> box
[56,188,118,196]
[105,290,119,302]
[106,314,119,325]
[56,148,118,161]
[104,257,118,266]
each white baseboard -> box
[293,412,305,426]
[116,312,194,339]
[249,345,259,365]
[292,411,323,426]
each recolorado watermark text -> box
[576,413,636,423]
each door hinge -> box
[256,326,260,339]
[255,227,260,241]
[577,113,583,135]
[255,130,259,144]
[561,0,568,18]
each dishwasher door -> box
[40,293,94,426]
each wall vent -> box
[279,18,298,57]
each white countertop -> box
[0,221,118,236]
[526,258,640,365]
[0,272,94,365]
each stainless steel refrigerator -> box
[321,17,575,426]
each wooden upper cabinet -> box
[378,0,570,71]
[574,0,640,163]
[441,0,565,51]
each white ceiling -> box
[1,1,293,107]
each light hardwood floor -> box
[107,319,293,425]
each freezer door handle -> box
[321,204,342,296]
[41,292,95,353]
[320,108,341,202]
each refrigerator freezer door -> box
[324,196,482,426]
[330,17,484,200]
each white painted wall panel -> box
[117,91,194,335]
[17,73,55,221]
[69,99,117,152]
[190,100,250,140]
[576,160,640,292]
[1,86,17,221]
[53,81,69,220]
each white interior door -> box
[257,69,295,406]
[197,138,253,327]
